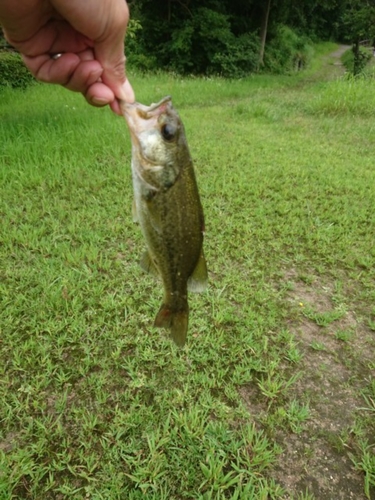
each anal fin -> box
[188,250,208,293]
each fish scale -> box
[121,96,208,346]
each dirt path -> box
[310,44,351,81]
[326,44,351,75]
[327,45,351,77]
[329,44,352,60]
[270,45,375,500]
[272,270,374,499]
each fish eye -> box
[161,123,176,141]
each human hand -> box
[0,0,135,114]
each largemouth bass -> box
[121,96,208,347]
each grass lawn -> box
[0,43,374,499]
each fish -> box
[121,96,208,347]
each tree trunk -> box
[353,39,360,75]
[258,0,272,69]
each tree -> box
[0,27,6,49]
[259,0,272,67]
[341,0,375,74]
[126,0,356,76]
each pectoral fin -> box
[140,250,159,278]
[132,198,139,223]
[188,250,208,293]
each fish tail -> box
[154,303,189,347]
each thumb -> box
[97,46,135,103]
[92,2,135,102]
[51,0,135,102]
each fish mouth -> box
[120,96,172,121]
[120,96,173,149]
[144,96,172,114]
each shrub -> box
[210,33,260,78]
[128,8,260,78]
[127,7,236,75]
[341,46,372,75]
[0,51,35,89]
[264,25,313,74]
[167,8,232,74]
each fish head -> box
[121,97,187,190]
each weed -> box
[1,43,374,498]
[350,439,375,499]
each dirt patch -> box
[276,434,363,500]
[239,384,269,422]
[0,431,20,454]
[328,45,351,62]
[271,269,374,499]
[308,44,351,82]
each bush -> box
[263,25,313,74]
[341,46,372,75]
[127,8,260,78]
[167,8,232,74]
[210,33,260,78]
[0,51,35,89]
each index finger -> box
[51,0,134,102]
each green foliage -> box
[340,0,375,43]
[126,18,143,41]
[0,32,9,50]
[341,46,372,74]
[0,51,35,89]
[263,25,314,74]
[341,47,354,70]
[125,18,157,71]
[283,0,345,41]
[167,7,233,74]
[210,33,260,78]
[125,0,349,77]
[127,7,259,78]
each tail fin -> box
[154,304,189,347]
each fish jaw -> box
[122,96,185,193]
[120,96,172,139]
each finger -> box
[64,60,103,93]
[23,52,81,85]
[116,79,135,104]
[58,49,103,93]
[24,54,108,97]
[85,82,115,107]
[52,0,133,102]
[109,98,123,116]
[5,20,91,57]
[75,48,95,62]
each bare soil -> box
[273,267,374,499]
[251,46,375,499]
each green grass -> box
[306,72,375,117]
[1,44,374,499]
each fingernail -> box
[91,96,109,106]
